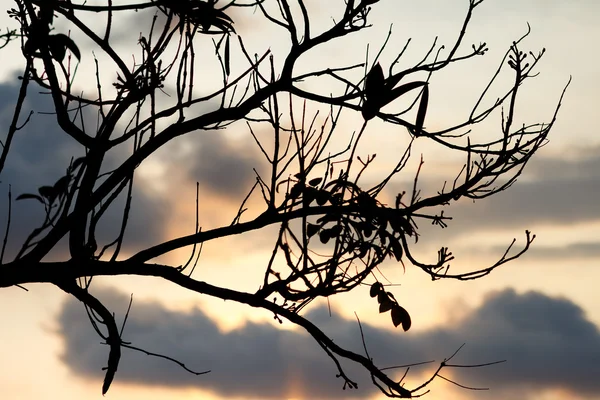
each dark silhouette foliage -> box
[0,0,569,397]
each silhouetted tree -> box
[0,0,569,397]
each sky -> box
[0,1,599,400]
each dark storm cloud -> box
[58,286,600,399]
[0,79,167,259]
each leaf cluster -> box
[20,1,81,62]
[370,282,411,331]
[361,63,428,134]
[154,0,235,33]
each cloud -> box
[58,287,371,400]
[444,290,600,399]
[447,149,600,228]
[182,132,265,200]
[144,124,267,220]
[58,286,600,399]
[387,147,600,247]
[467,241,600,262]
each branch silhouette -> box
[0,0,569,397]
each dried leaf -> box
[330,193,343,205]
[383,81,426,105]
[48,37,66,62]
[415,84,429,134]
[390,237,403,261]
[315,190,330,206]
[306,223,320,238]
[362,63,386,121]
[70,156,86,172]
[391,304,412,331]
[369,282,383,298]
[319,230,330,244]
[50,34,81,61]
[360,221,374,238]
[379,300,393,313]
[357,243,369,258]
[365,63,385,99]
[308,177,322,187]
[289,182,303,200]
[15,193,44,204]
[361,99,379,121]
[328,224,343,238]
[303,186,318,205]
[53,175,70,196]
[38,185,56,200]
[224,34,230,76]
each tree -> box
[0,0,568,397]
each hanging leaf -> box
[330,193,343,205]
[383,81,427,106]
[316,213,337,225]
[389,218,400,234]
[391,304,412,331]
[390,217,413,236]
[315,190,330,206]
[306,223,320,238]
[369,282,383,298]
[24,37,46,58]
[319,229,331,244]
[289,182,303,200]
[402,218,414,236]
[165,0,235,33]
[379,230,388,245]
[70,157,86,173]
[373,245,384,259]
[364,63,385,99]
[53,175,70,197]
[357,242,369,258]
[16,193,44,204]
[415,84,429,134]
[379,299,393,313]
[49,34,81,62]
[386,291,397,303]
[383,71,406,92]
[389,237,403,261]
[224,34,230,76]
[48,36,66,62]
[328,224,343,238]
[308,177,322,187]
[303,186,318,205]
[360,221,374,238]
[356,191,376,210]
[361,63,387,121]
[38,185,57,201]
[208,9,235,33]
[361,63,427,122]
[361,99,379,121]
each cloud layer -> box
[58,286,600,399]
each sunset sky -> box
[0,1,599,400]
